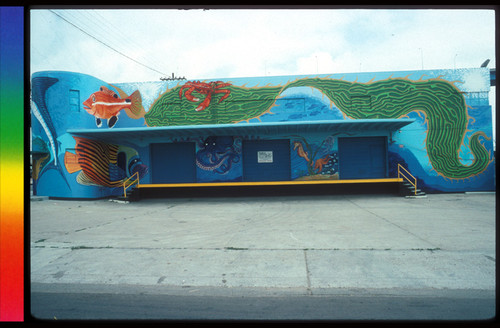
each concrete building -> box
[30,68,495,198]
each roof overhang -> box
[67,119,415,144]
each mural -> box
[179,81,232,112]
[291,136,339,180]
[31,76,71,191]
[145,76,492,181]
[82,85,145,128]
[31,136,51,180]
[31,68,494,198]
[146,82,282,125]
[64,136,148,187]
[196,136,241,173]
[285,77,492,180]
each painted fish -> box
[64,136,148,187]
[83,86,142,128]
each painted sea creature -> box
[314,155,330,174]
[31,136,51,181]
[32,153,49,181]
[196,136,240,174]
[314,153,338,175]
[293,141,310,162]
[64,136,148,187]
[283,77,492,179]
[31,77,60,165]
[148,75,491,180]
[179,80,232,112]
[83,86,143,128]
[147,83,281,126]
[31,76,70,188]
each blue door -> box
[243,139,291,182]
[151,143,196,183]
[338,137,387,179]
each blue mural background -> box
[31,68,494,198]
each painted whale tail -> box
[31,75,71,189]
[31,76,59,164]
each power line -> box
[88,10,169,74]
[61,10,153,68]
[49,9,168,77]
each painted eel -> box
[283,77,491,179]
[144,77,491,179]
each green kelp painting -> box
[146,83,283,126]
[283,77,491,180]
[144,76,491,180]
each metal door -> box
[150,142,196,183]
[243,139,291,182]
[338,137,387,179]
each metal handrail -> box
[398,164,417,195]
[123,171,140,198]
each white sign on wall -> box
[257,151,273,163]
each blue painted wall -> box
[31,68,495,198]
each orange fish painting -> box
[64,136,148,187]
[83,86,143,128]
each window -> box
[69,89,80,112]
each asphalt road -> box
[30,288,495,321]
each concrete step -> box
[399,181,426,197]
[112,187,140,203]
[109,198,130,204]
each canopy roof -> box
[67,119,415,144]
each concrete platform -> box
[30,192,495,295]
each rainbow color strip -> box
[0,6,24,322]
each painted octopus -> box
[196,136,241,174]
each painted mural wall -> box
[31,68,494,198]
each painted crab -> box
[179,80,231,112]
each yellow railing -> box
[123,172,140,198]
[398,164,417,195]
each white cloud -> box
[30,8,495,82]
[295,51,335,75]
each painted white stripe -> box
[94,101,129,106]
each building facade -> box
[31,68,495,198]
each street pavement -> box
[30,189,496,320]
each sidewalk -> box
[30,191,495,295]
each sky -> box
[29,7,497,141]
[30,7,496,82]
